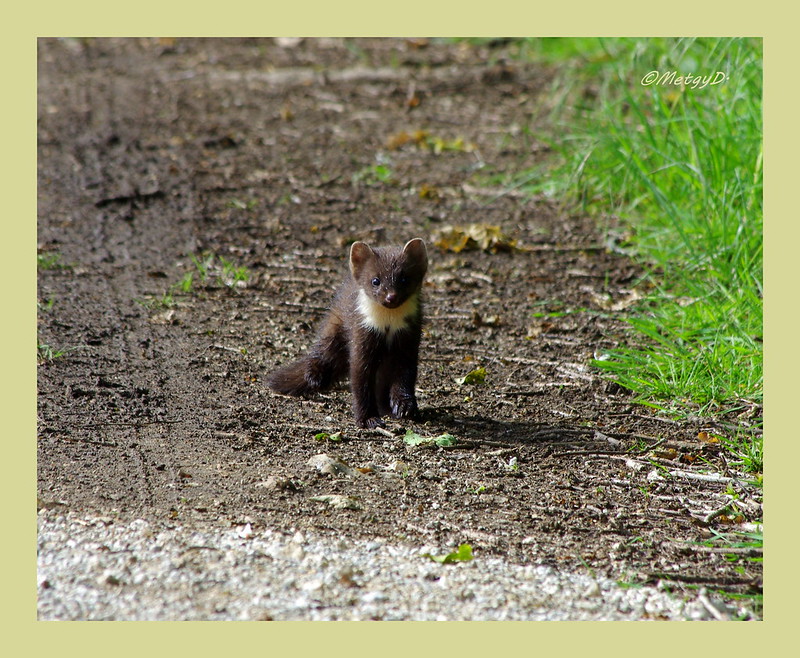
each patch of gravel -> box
[37,511,738,621]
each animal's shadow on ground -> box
[418,406,619,452]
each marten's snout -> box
[383,291,399,307]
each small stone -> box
[307,454,359,477]
[309,495,362,510]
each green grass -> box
[137,252,251,309]
[217,255,250,288]
[491,39,762,453]
[37,251,70,270]
[37,342,66,364]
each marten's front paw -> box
[360,416,385,429]
[390,395,418,419]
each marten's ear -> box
[349,241,375,278]
[403,238,428,273]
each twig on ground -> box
[457,438,516,449]
[73,419,184,428]
[645,572,760,588]
[670,542,763,557]
[370,426,397,439]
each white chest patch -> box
[356,289,418,339]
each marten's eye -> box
[398,275,408,285]
[371,277,380,287]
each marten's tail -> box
[267,357,316,396]
[268,322,350,396]
[267,348,346,397]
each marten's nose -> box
[384,292,398,306]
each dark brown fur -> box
[267,238,428,428]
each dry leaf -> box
[419,183,441,200]
[471,311,500,327]
[386,130,429,150]
[386,131,412,150]
[149,309,178,325]
[653,448,679,461]
[432,224,517,253]
[526,320,554,339]
[590,289,642,311]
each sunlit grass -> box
[466,38,763,473]
[511,39,762,428]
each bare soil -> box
[37,38,762,610]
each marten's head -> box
[349,238,427,309]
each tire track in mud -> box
[38,197,190,513]
[38,116,278,521]
[37,50,212,514]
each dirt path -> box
[37,38,762,619]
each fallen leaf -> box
[389,460,409,474]
[456,366,487,386]
[386,131,411,150]
[412,129,430,144]
[386,130,429,150]
[589,289,643,311]
[403,429,458,448]
[432,224,517,253]
[653,448,679,461]
[418,183,441,200]
[425,135,474,153]
[149,309,178,325]
[471,311,500,327]
[423,543,474,564]
[525,320,556,340]
[314,431,343,442]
